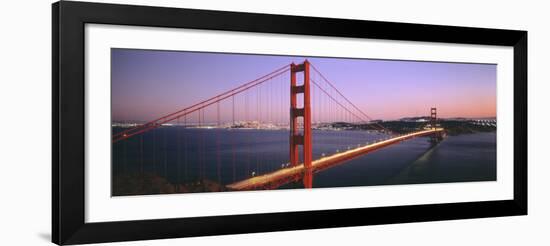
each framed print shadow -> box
[52,1,527,245]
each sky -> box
[111,48,496,122]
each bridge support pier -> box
[290,61,313,188]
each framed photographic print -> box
[52,1,527,245]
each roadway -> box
[226,128,445,190]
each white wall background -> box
[0,0,547,245]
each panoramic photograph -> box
[111,48,497,196]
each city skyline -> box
[112,48,497,122]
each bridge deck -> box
[226,128,444,191]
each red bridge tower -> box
[290,61,313,188]
[430,107,443,143]
[430,107,437,129]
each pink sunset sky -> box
[111,49,496,122]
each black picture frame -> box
[52,1,527,245]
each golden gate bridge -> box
[112,60,444,191]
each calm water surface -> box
[112,127,496,190]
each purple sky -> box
[112,48,496,121]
